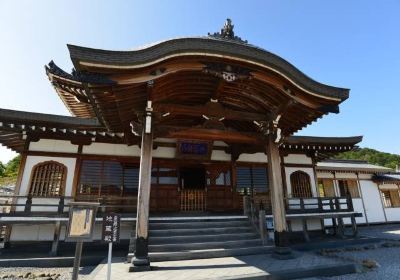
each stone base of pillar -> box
[272,231,296,260]
[274,231,290,247]
[129,257,151,272]
[272,246,297,260]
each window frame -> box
[77,159,140,197]
[381,189,400,208]
[338,179,360,198]
[28,161,67,197]
[290,171,313,198]
[235,164,268,195]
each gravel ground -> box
[0,266,95,280]
[305,247,400,279]
[304,223,400,280]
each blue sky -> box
[0,0,399,163]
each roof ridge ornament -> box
[208,18,248,43]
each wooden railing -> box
[285,195,354,214]
[243,196,267,244]
[0,195,138,216]
[241,194,353,216]
[180,190,206,211]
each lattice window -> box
[338,180,360,198]
[381,189,400,208]
[290,171,312,198]
[29,161,67,197]
[318,179,335,197]
[236,166,268,194]
[78,160,139,196]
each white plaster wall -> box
[15,156,76,212]
[316,172,334,179]
[211,150,231,161]
[237,153,268,163]
[285,167,318,197]
[154,138,176,143]
[334,173,357,179]
[10,223,134,241]
[290,219,321,231]
[384,208,400,222]
[358,174,373,180]
[353,199,367,224]
[29,139,78,153]
[379,184,399,190]
[213,141,228,147]
[152,146,176,159]
[284,154,312,164]
[361,180,386,223]
[83,143,141,157]
[10,224,56,241]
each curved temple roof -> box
[66,36,349,101]
[1,20,358,154]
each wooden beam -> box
[153,102,271,122]
[159,127,263,144]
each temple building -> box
[0,20,399,270]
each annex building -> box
[0,20,399,270]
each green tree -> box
[0,161,5,177]
[4,155,21,177]
[335,148,400,170]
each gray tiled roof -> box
[0,108,101,128]
[67,36,349,100]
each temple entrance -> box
[180,166,206,211]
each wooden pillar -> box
[356,172,369,225]
[130,102,153,272]
[266,134,289,248]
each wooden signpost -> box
[66,202,99,280]
[102,213,120,280]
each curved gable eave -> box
[66,37,349,102]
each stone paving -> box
[86,224,400,279]
[89,252,348,280]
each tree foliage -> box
[0,155,21,187]
[335,148,400,170]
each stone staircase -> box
[146,216,273,262]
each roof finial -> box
[208,18,248,43]
[221,18,234,39]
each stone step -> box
[149,246,273,262]
[149,216,247,223]
[149,220,250,230]
[148,239,263,252]
[149,232,259,245]
[150,226,253,237]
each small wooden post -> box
[130,101,153,272]
[24,194,32,213]
[337,217,345,238]
[72,241,83,280]
[243,195,250,216]
[50,221,62,256]
[57,197,65,214]
[302,218,310,242]
[351,215,358,237]
[259,209,266,244]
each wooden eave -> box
[45,37,351,144]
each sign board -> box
[102,213,120,243]
[66,202,99,242]
[176,140,211,160]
